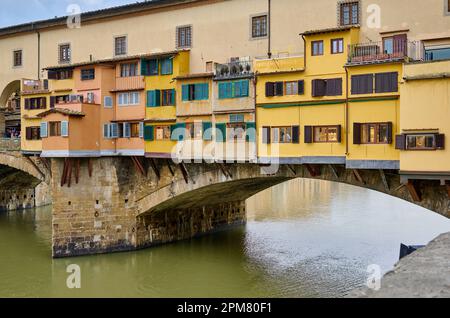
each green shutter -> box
[149,59,159,75]
[218,82,226,99]
[226,82,232,99]
[154,90,161,106]
[161,58,173,75]
[171,123,186,141]
[216,123,227,142]
[202,122,213,141]
[182,85,189,101]
[200,83,209,100]
[241,80,249,97]
[245,122,256,142]
[170,89,176,106]
[146,91,154,107]
[144,126,154,141]
[234,81,241,97]
[141,59,149,76]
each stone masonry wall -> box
[0,188,36,211]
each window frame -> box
[118,92,140,106]
[114,35,128,56]
[49,121,62,137]
[13,49,23,68]
[58,43,71,64]
[311,41,324,56]
[339,1,360,26]
[81,68,95,81]
[176,25,193,49]
[331,38,344,54]
[360,123,390,145]
[405,134,437,151]
[155,125,172,141]
[120,62,138,77]
[271,126,293,144]
[250,14,268,39]
[313,125,340,143]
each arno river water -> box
[1,179,449,298]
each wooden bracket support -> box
[217,163,232,179]
[328,164,339,179]
[75,159,80,184]
[379,169,389,192]
[305,164,320,177]
[166,159,175,177]
[353,169,365,184]
[131,157,146,176]
[406,180,422,202]
[179,162,190,184]
[24,156,46,179]
[88,159,93,178]
[287,164,297,176]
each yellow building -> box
[144,50,190,159]
[399,60,449,180]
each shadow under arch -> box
[0,80,20,108]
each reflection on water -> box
[0,179,449,298]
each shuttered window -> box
[265,82,275,97]
[375,72,398,93]
[61,121,69,137]
[40,122,48,138]
[160,58,173,75]
[141,59,159,76]
[304,126,313,144]
[216,123,227,142]
[26,127,41,140]
[182,83,209,101]
[325,78,343,96]
[262,127,271,144]
[351,74,374,94]
[24,97,47,110]
[292,126,300,144]
[312,79,326,97]
[202,122,213,141]
[245,122,256,142]
[144,126,154,141]
[354,122,393,144]
[298,80,305,95]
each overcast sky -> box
[0,0,139,28]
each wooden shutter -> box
[336,125,342,143]
[146,91,154,107]
[245,122,256,142]
[241,80,249,97]
[61,121,69,137]
[154,90,161,106]
[50,96,56,109]
[182,85,189,101]
[265,82,275,97]
[47,71,58,80]
[41,97,47,109]
[395,134,406,150]
[292,126,300,144]
[393,34,407,56]
[170,89,176,106]
[298,80,305,95]
[202,122,213,141]
[304,126,313,143]
[353,123,362,144]
[387,122,393,144]
[312,80,326,97]
[275,82,284,96]
[262,127,271,144]
[40,122,48,138]
[26,127,32,140]
[216,123,227,142]
[144,126,154,141]
[375,72,398,93]
[325,78,342,96]
[351,74,373,94]
[218,82,226,99]
[436,134,445,150]
[24,98,30,110]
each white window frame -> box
[114,35,128,57]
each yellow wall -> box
[400,60,450,172]
[20,92,49,152]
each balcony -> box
[214,58,253,80]
[21,79,49,95]
[347,41,424,65]
[114,76,145,92]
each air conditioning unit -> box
[87,92,95,104]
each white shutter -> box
[103,124,110,139]
[61,121,69,137]
[40,122,48,138]
[111,123,119,138]
[123,123,131,138]
[139,122,144,138]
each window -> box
[218,80,249,99]
[331,38,344,54]
[185,122,203,139]
[272,127,293,144]
[354,123,392,144]
[351,74,374,94]
[251,15,268,38]
[130,123,140,138]
[49,122,61,137]
[120,63,138,77]
[161,89,176,106]
[406,135,437,150]
[81,69,95,81]
[155,126,172,140]
[177,25,192,49]
[227,123,246,141]
[182,83,209,101]
[382,34,407,56]
[312,78,342,97]
[265,81,284,97]
[141,59,159,76]
[375,72,398,93]
[339,1,359,26]
[285,82,298,95]
[115,36,127,56]
[48,69,73,80]
[25,127,41,140]
[425,46,450,61]
[104,96,113,108]
[312,41,324,56]
[59,44,71,63]
[13,50,22,67]
[312,126,340,143]
[118,92,140,106]
[160,58,173,75]
[24,97,46,110]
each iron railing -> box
[215,59,253,79]
[348,40,424,64]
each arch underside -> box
[0,164,41,190]
[0,80,20,108]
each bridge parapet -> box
[0,138,20,151]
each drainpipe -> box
[33,22,41,80]
[301,34,307,70]
[345,66,349,156]
[267,0,272,58]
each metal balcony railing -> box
[21,79,49,94]
[215,59,253,79]
[348,40,424,65]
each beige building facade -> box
[2,0,450,108]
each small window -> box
[155,126,172,140]
[104,96,113,108]
[425,46,450,61]
[59,44,71,63]
[49,122,61,137]
[182,83,209,101]
[81,69,95,81]
[176,26,192,49]
[115,36,127,56]
[118,92,140,106]
[312,41,324,56]
[331,38,344,54]
[185,122,203,139]
[272,127,293,144]
[360,123,390,144]
[13,50,22,67]
[227,123,246,141]
[251,15,268,38]
[161,89,175,106]
[406,134,436,150]
[120,63,138,77]
[160,58,173,75]
[314,126,340,143]
[130,123,140,138]
[25,127,41,140]
[339,1,359,26]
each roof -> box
[300,25,359,36]
[45,50,188,70]
[0,0,206,37]
[174,72,214,80]
[256,68,305,76]
[37,108,85,118]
